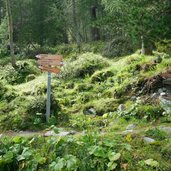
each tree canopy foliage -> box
[0,0,170,55]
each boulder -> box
[143,137,155,144]
[159,126,171,133]
[118,104,125,112]
[126,124,137,130]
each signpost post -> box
[36,54,63,122]
[46,72,51,122]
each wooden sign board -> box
[38,59,64,66]
[36,54,63,74]
[39,66,61,74]
[36,54,63,61]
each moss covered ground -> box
[0,50,171,170]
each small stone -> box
[160,92,167,96]
[89,108,97,115]
[0,134,3,137]
[131,96,137,101]
[143,137,155,144]
[158,88,164,94]
[126,124,137,130]
[118,104,125,111]
[136,97,141,100]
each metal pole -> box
[46,72,51,122]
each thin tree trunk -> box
[141,35,145,55]
[6,0,16,68]
[72,0,81,51]
[90,4,100,41]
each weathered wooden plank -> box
[36,54,63,60]
[39,66,61,74]
[38,60,64,66]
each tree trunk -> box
[90,5,100,41]
[72,0,81,51]
[6,0,16,68]
[141,35,145,55]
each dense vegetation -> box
[0,0,171,171]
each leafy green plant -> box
[49,155,78,171]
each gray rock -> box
[136,97,141,100]
[126,124,137,130]
[158,88,166,94]
[118,104,125,111]
[89,108,96,115]
[131,96,137,101]
[159,126,171,133]
[0,134,3,137]
[159,95,171,113]
[85,108,96,115]
[143,137,155,144]
[163,78,171,86]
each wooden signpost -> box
[36,54,63,122]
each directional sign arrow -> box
[36,54,63,61]
[38,60,64,66]
[39,66,61,74]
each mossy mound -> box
[91,70,114,83]
[0,60,40,85]
[83,98,120,116]
[61,53,110,79]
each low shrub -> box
[118,104,163,120]
[156,39,171,54]
[27,95,60,116]
[0,81,7,99]
[61,53,109,79]
[0,60,40,85]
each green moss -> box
[145,129,167,141]
[74,83,94,92]
[91,70,114,83]
[83,98,119,116]
[0,60,41,85]
[156,39,171,54]
[61,53,110,79]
